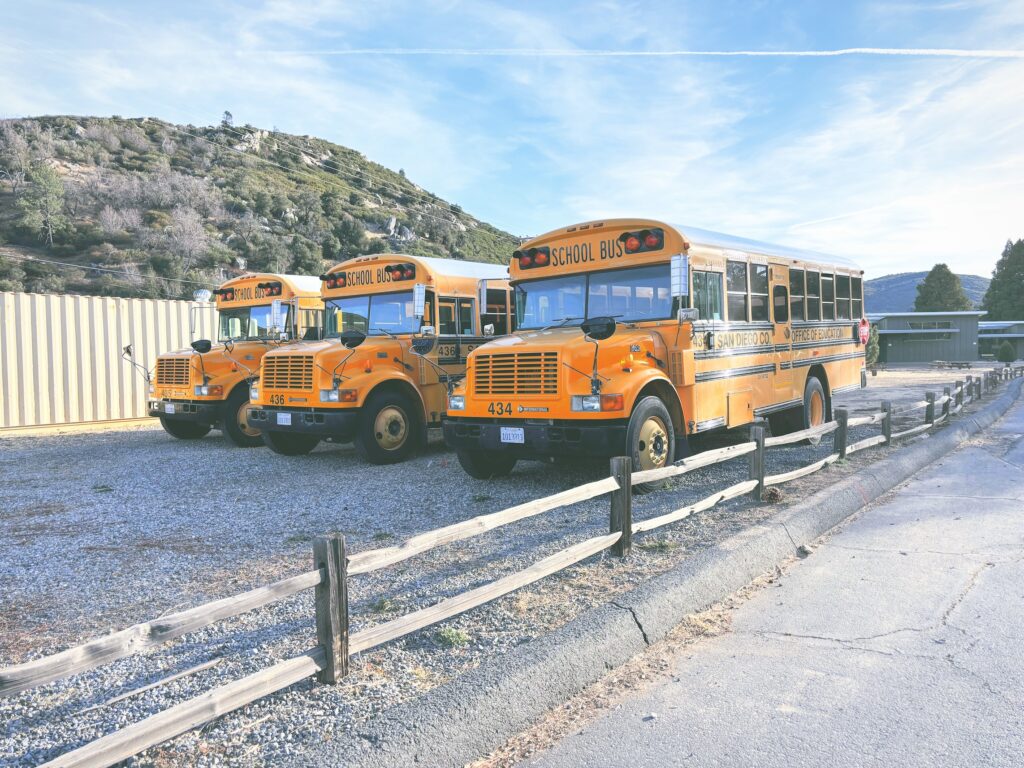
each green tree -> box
[288,237,323,274]
[914,263,972,312]
[865,326,880,366]
[997,340,1017,363]
[18,163,67,246]
[982,239,1024,320]
[321,190,344,219]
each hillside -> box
[0,116,520,299]
[865,271,989,313]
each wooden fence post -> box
[609,456,632,557]
[748,424,765,501]
[955,380,963,409]
[942,386,951,420]
[881,400,893,445]
[924,392,935,425]
[835,407,849,459]
[975,377,983,400]
[313,534,349,683]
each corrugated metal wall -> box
[0,292,217,431]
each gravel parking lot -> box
[0,367,1003,767]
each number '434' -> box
[487,401,512,416]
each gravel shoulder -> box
[0,367,1004,767]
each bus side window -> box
[806,271,821,320]
[484,288,509,335]
[750,264,769,322]
[836,275,851,319]
[821,273,835,320]
[726,261,748,322]
[693,270,723,321]
[438,299,457,335]
[789,269,805,321]
[457,299,475,335]
[852,277,863,318]
[773,285,789,324]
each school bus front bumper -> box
[442,417,628,459]
[148,399,221,424]
[246,406,359,439]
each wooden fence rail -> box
[20,365,1020,767]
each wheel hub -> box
[238,401,261,437]
[374,406,408,450]
[637,416,669,470]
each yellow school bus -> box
[148,273,323,446]
[443,219,867,479]
[246,254,512,463]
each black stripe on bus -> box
[754,397,802,416]
[693,417,727,432]
[791,351,866,367]
[695,363,778,382]
[791,338,859,350]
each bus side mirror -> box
[677,308,699,322]
[411,336,436,355]
[581,316,616,341]
[191,339,212,354]
[670,253,689,300]
[413,283,426,319]
[420,325,435,337]
[338,329,367,349]
[483,323,495,336]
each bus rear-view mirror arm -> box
[121,344,152,384]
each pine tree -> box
[913,263,972,312]
[982,239,1024,320]
[17,162,66,247]
[865,325,880,366]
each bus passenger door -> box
[771,266,794,398]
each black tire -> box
[354,390,423,465]
[159,417,210,440]
[456,450,517,479]
[767,406,802,437]
[221,387,263,448]
[262,430,319,456]
[626,396,675,492]
[801,376,830,445]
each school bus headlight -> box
[250,384,259,400]
[448,395,465,410]
[194,384,224,397]
[148,383,155,395]
[320,388,358,403]
[572,394,624,412]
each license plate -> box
[164,403,175,414]
[500,427,524,444]
[277,412,292,426]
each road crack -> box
[611,601,650,646]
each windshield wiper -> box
[370,327,400,339]
[539,315,584,332]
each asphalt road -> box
[528,394,1024,768]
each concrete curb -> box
[298,379,1022,768]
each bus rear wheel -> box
[222,387,263,448]
[627,396,675,492]
[262,430,319,456]
[802,376,829,445]
[457,450,517,480]
[354,390,422,465]
[159,417,210,440]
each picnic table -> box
[930,360,973,370]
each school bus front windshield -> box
[515,264,674,329]
[326,291,421,337]
[218,304,293,341]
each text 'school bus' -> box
[148,273,324,446]
[246,254,512,464]
[443,219,868,480]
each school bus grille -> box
[474,352,559,396]
[262,355,314,391]
[155,358,191,386]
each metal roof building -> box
[866,311,986,364]
[979,320,1024,361]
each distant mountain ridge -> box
[865,271,989,313]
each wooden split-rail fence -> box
[4,366,1022,768]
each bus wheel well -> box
[367,380,425,421]
[806,365,832,416]
[636,380,685,436]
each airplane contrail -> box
[251,47,1024,59]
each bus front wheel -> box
[222,387,263,448]
[354,391,423,464]
[159,417,210,440]
[262,431,319,456]
[457,450,517,480]
[802,376,829,445]
[626,396,676,492]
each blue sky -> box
[2,0,1023,278]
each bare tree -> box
[167,205,207,270]
[0,121,31,195]
[98,204,122,234]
